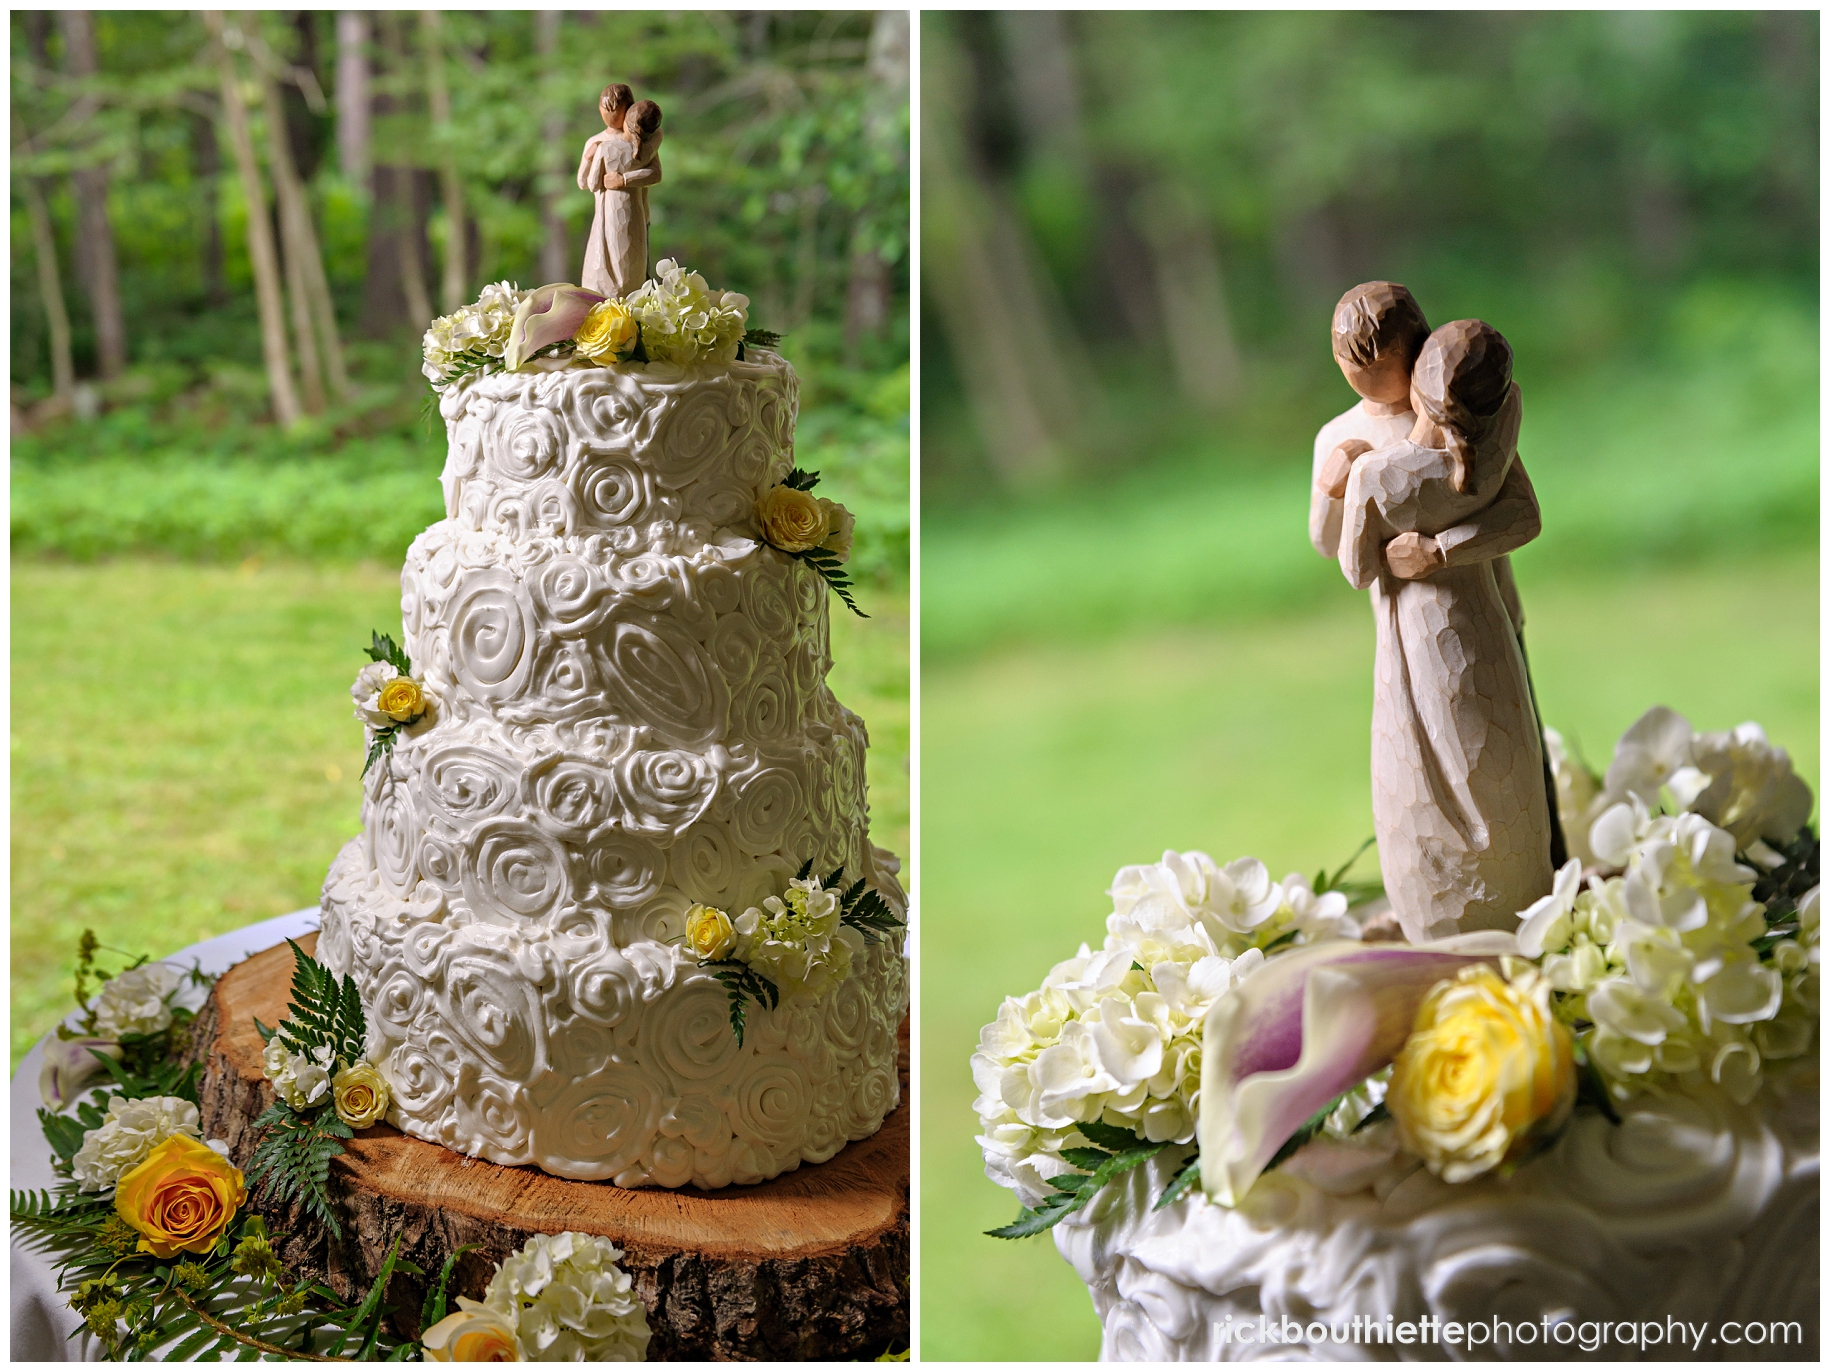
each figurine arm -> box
[1338,457,1396,591]
[1432,455,1541,567]
[576,142,599,193]
[619,155,661,189]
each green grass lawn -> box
[917,551,1818,1362]
[10,560,908,1070]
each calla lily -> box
[503,283,607,370]
[1196,932,1516,1207]
[39,1035,123,1109]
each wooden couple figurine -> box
[1310,282,1559,943]
[578,83,663,297]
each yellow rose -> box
[756,485,829,553]
[114,1135,246,1259]
[685,903,737,960]
[333,1060,391,1129]
[377,677,425,723]
[422,1301,521,1362]
[1388,962,1576,1183]
[574,299,640,364]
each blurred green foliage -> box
[922,10,1817,503]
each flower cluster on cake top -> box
[422,261,765,388]
[974,706,1818,1235]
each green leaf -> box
[1056,1146,1114,1171]
[1321,836,1378,892]
[326,1236,404,1360]
[841,887,905,943]
[422,1244,482,1330]
[1154,1152,1202,1211]
[782,467,821,492]
[362,728,398,778]
[743,326,783,349]
[984,1190,1084,1239]
[795,856,816,882]
[1075,1119,1145,1153]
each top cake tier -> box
[434,351,797,548]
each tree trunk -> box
[59,10,127,381]
[535,9,569,285]
[844,9,908,364]
[921,18,1094,490]
[420,10,466,313]
[205,11,303,427]
[22,175,76,408]
[1136,181,1242,410]
[363,14,433,336]
[193,936,911,1360]
[261,66,349,403]
[334,12,370,189]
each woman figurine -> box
[578,88,664,297]
[1338,320,1554,942]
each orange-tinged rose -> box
[377,677,426,722]
[114,1135,246,1258]
[756,485,828,552]
[422,1301,521,1361]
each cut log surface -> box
[193,934,909,1360]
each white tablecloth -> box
[10,908,321,1361]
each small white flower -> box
[1517,857,1584,958]
[1279,872,1358,942]
[1687,722,1815,848]
[70,1095,203,1191]
[351,661,395,729]
[263,1038,335,1110]
[622,260,748,366]
[1587,978,1687,1046]
[482,1231,650,1361]
[90,963,182,1040]
[1602,705,1696,809]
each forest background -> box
[11,9,910,1068]
[920,11,1819,1359]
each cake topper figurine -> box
[1311,284,1557,942]
[577,83,664,296]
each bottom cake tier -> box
[1054,1070,1817,1362]
[318,839,909,1189]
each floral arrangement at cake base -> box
[14,936,651,1361]
[973,706,1818,1235]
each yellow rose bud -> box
[377,677,425,723]
[1388,962,1576,1183]
[114,1135,246,1259]
[422,1302,521,1362]
[756,485,829,553]
[332,1060,391,1129]
[574,299,640,364]
[685,903,737,960]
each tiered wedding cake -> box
[319,335,907,1189]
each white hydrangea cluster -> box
[1520,802,1817,1105]
[973,851,1361,1206]
[623,259,748,365]
[1548,707,1813,865]
[262,1038,335,1111]
[89,962,182,1040]
[481,1231,651,1362]
[733,875,858,1001]
[70,1094,206,1191]
[423,280,529,386]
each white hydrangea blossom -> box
[973,851,1363,1207]
[263,1038,335,1110]
[89,962,182,1040]
[623,259,748,365]
[423,281,528,386]
[481,1231,651,1362]
[350,660,396,730]
[732,876,857,1001]
[1586,707,1813,856]
[70,1094,204,1191]
[1521,802,1816,1105]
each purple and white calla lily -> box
[39,1035,123,1109]
[1196,931,1517,1207]
[503,283,607,370]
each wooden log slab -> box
[190,934,909,1360]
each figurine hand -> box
[1385,532,1445,579]
[601,171,625,190]
[1318,439,1372,498]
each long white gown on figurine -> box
[577,131,662,297]
[1337,385,1552,941]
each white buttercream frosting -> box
[320,353,907,1187]
[1055,1070,1818,1360]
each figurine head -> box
[1411,319,1513,492]
[1331,281,1430,406]
[599,83,634,129]
[626,99,662,142]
